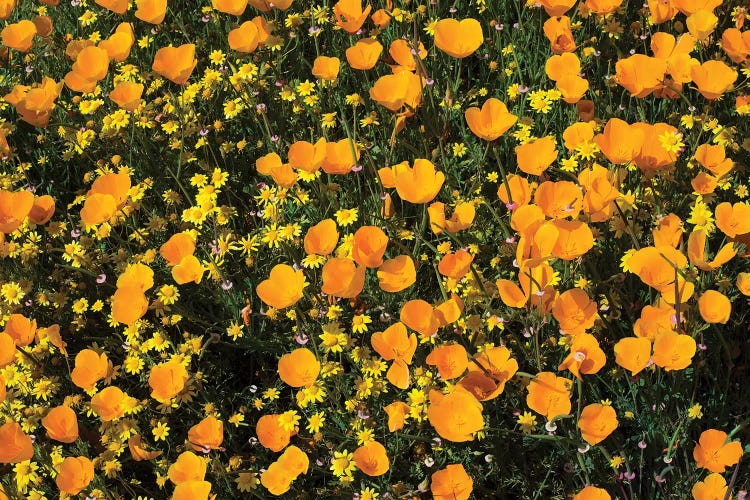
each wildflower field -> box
[3,0,750,498]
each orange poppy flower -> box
[90,386,128,421]
[691,60,737,100]
[256,414,292,451]
[516,136,558,176]
[345,38,382,70]
[95,0,128,13]
[558,333,606,380]
[722,28,750,63]
[497,174,533,208]
[614,54,667,98]
[169,451,206,484]
[247,0,293,11]
[431,463,473,500]
[0,332,16,367]
[434,18,483,58]
[429,201,477,234]
[4,77,62,128]
[526,371,572,420]
[173,481,211,500]
[371,8,390,28]
[312,55,340,81]
[160,232,195,266]
[333,0,371,34]
[647,0,678,23]
[269,163,297,188]
[687,229,736,271]
[594,118,644,164]
[371,322,417,388]
[278,347,320,387]
[534,181,582,219]
[628,245,687,293]
[321,257,365,298]
[128,434,162,461]
[388,39,426,72]
[539,0,577,16]
[652,213,683,248]
[427,387,484,442]
[384,401,410,431]
[543,16,576,54]
[550,219,594,260]
[686,9,718,41]
[715,201,750,238]
[693,428,744,473]
[261,463,294,496]
[257,264,306,309]
[437,249,473,279]
[652,331,696,371]
[71,349,108,390]
[228,21,260,53]
[369,70,422,114]
[557,75,589,104]
[426,344,468,380]
[460,346,518,401]
[352,441,390,476]
[321,138,360,175]
[117,262,153,291]
[26,194,54,225]
[88,171,131,208]
[692,473,728,500]
[673,0,722,16]
[400,299,440,339]
[41,405,78,443]
[111,286,149,325]
[578,403,618,445]
[697,290,731,324]
[633,302,676,340]
[496,263,556,309]
[212,0,246,15]
[0,0,15,19]
[352,226,388,268]
[304,219,338,256]
[393,159,445,203]
[149,359,188,402]
[288,138,326,172]
[3,313,36,347]
[56,456,94,495]
[546,53,582,83]
[434,293,464,327]
[0,422,33,463]
[1,20,36,52]
[152,44,197,85]
[694,144,734,177]
[552,289,597,335]
[277,445,309,476]
[464,98,518,141]
[573,486,612,500]
[377,254,416,292]
[135,0,166,24]
[737,272,750,296]
[69,45,110,89]
[80,193,116,225]
[0,189,34,234]
[256,152,282,175]
[614,337,652,375]
[632,123,678,172]
[188,416,223,452]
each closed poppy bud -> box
[691,60,737,100]
[173,480,211,500]
[4,314,36,347]
[31,15,53,37]
[212,0,246,15]
[27,194,55,225]
[256,264,306,309]
[426,344,468,380]
[516,136,558,176]
[0,189,34,234]
[428,387,484,442]
[693,428,743,473]
[333,0,371,34]
[464,98,518,141]
[737,272,750,296]
[1,20,36,52]
[692,473,729,500]
[188,416,223,452]
[278,347,320,388]
[394,159,444,203]
[715,201,750,238]
[312,55,340,81]
[576,99,595,121]
[543,16,576,54]
[686,9,718,41]
[526,371,572,420]
[90,386,128,421]
[434,18,483,58]
[110,82,143,111]
[0,422,33,463]
[352,441,389,476]
[256,414,291,451]
[152,44,197,85]
[345,38,382,70]
[95,0,128,14]
[228,21,260,53]
[697,290,731,324]
[168,451,207,484]
[149,359,188,402]
[352,226,388,268]
[111,286,149,325]
[303,218,338,255]
[651,331,696,371]
[128,434,162,461]
[56,456,94,495]
[0,332,16,367]
[578,403,618,445]
[613,337,652,376]
[573,486,611,500]
[384,401,410,431]
[288,137,326,172]
[377,254,416,292]
[42,406,78,443]
[135,0,167,24]
[431,464,473,500]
